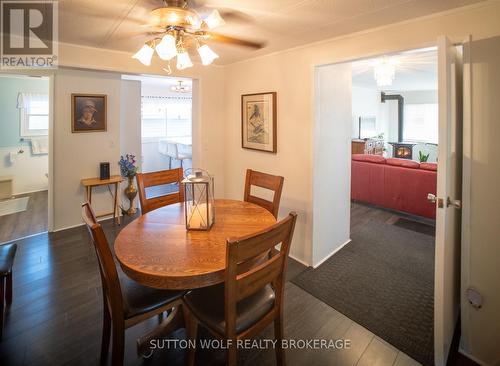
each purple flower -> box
[118,153,139,177]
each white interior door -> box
[434,36,463,366]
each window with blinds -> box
[141,96,192,140]
[403,103,438,144]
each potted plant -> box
[119,154,139,215]
[418,151,430,163]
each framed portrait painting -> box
[241,92,277,153]
[71,94,107,133]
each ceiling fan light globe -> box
[156,34,177,60]
[176,51,193,70]
[198,44,219,66]
[132,44,154,66]
[204,9,225,29]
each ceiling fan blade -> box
[206,32,265,49]
[217,9,254,25]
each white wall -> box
[351,86,387,139]
[53,69,122,230]
[120,79,142,211]
[313,63,352,266]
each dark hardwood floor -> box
[0,190,48,244]
[0,203,436,366]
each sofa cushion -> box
[420,162,438,171]
[352,154,386,164]
[386,158,420,169]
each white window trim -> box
[18,93,49,137]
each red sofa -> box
[351,154,437,219]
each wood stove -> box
[389,142,416,160]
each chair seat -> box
[119,273,185,319]
[0,243,17,276]
[184,283,275,335]
[177,153,191,160]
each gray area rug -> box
[292,220,435,366]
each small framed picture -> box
[241,92,277,153]
[71,94,107,133]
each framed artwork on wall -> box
[241,92,277,153]
[71,94,107,133]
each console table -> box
[81,175,123,225]
[352,139,384,155]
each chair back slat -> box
[224,212,297,336]
[136,168,184,214]
[233,218,294,263]
[81,202,124,318]
[236,255,282,301]
[244,169,284,218]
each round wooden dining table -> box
[114,199,276,290]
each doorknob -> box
[427,193,444,208]
[447,197,462,209]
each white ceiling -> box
[352,47,438,91]
[59,0,486,65]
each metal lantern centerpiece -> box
[182,169,215,231]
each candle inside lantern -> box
[182,169,215,231]
[186,202,214,229]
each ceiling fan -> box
[132,0,265,71]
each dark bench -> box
[0,243,17,340]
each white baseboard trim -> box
[288,253,311,267]
[53,222,84,232]
[458,348,489,366]
[53,215,122,233]
[313,238,352,269]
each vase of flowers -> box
[119,154,139,215]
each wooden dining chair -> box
[244,169,284,218]
[136,167,184,215]
[82,202,185,366]
[183,212,298,366]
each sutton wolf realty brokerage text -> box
[150,338,352,350]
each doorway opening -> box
[297,47,445,366]
[0,74,50,244]
[138,75,192,174]
[122,74,193,203]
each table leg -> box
[89,187,92,204]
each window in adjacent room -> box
[141,96,192,141]
[403,103,438,144]
[18,93,49,137]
